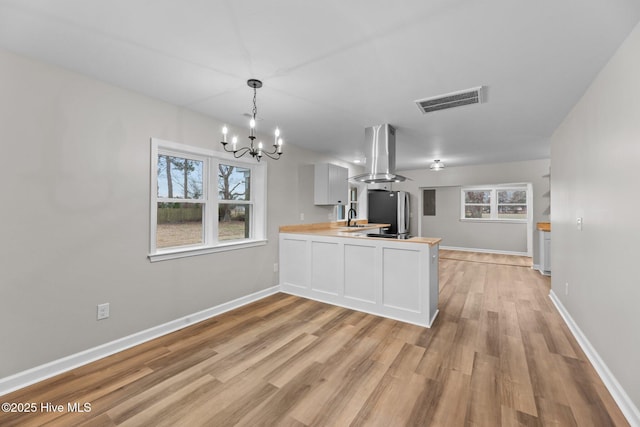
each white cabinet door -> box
[314,163,348,205]
[381,247,420,312]
[310,241,341,295]
[544,233,551,272]
[538,230,551,275]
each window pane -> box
[498,205,527,219]
[218,164,251,201]
[465,205,491,219]
[465,190,491,204]
[219,204,251,241]
[157,155,203,199]
[498,190,526,204]
[157,202,203,248]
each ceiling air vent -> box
[415,86,485,114]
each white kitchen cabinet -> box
[314,163,348,205]
[279,232,440,327]
[538,229,551,275]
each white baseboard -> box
[0,285,280,397]
[440,245,529,257]
[549,290,640,427]
[531,263,551,276]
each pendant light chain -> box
[252,86,258,120]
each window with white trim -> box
[218,164,252,241]
[461,185,528,221]
[149,138,267,261]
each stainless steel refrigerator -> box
[367,190,410,237]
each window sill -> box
[148,239,267,263]
[459,218,527,224]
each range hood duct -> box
[350,124,408,183]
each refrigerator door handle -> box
[404,192,410,233]
[397,194,403,232]
[397,192,409,234]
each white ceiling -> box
[1,0,639,170]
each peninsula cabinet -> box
[314,163,348,205]
[279,232,440,327]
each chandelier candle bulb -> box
[275,127,280,145]
[222,126,228,142]
[232,136,238,152]
[277,138,283,154]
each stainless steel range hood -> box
[350,124,408,183]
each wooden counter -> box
[279,221,442,246]
[537,222,551,232]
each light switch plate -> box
[97,303,110,320]
[577,217,583,231]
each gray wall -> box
[0,47,361,378]
[393,159,550,260]
[551,21,640,409]
[420,186,528,253]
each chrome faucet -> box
[347,208,357,227]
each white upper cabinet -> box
[314,163,348,205]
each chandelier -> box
[221,79,283,161]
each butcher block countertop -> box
[537,222,551,232]
[279,221,442,246]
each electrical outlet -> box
[273,263,279,273]
[576,217,583,231]
[565,282,569,296]
[300,213,304,221]
[97,303,110,320]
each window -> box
[149,138,267,262]
[156,154,205,249]
[218,164,251,241]
[461,185,529,222]
[497,189,527,219]
[463,189,491,219]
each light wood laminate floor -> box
[439,249,532,268]
[0,255,628,426]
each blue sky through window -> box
[157,155,203,199]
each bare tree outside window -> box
[461,187,528,220]
[497,190,527,219]
[218,164,251,241]
[156,155,204,248]
[464,190,491,218]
